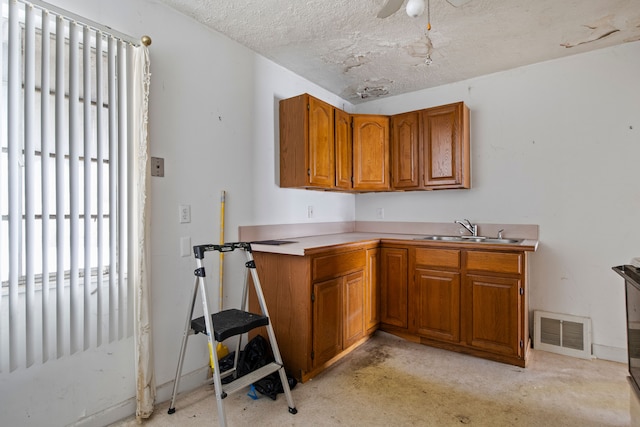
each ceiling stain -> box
[343,54,371,73]
[561,15,621,48]
[356,86,390,99]
[405,32,434,66]
[352,78,394,99]
[623,17,640,42]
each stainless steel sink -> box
[415,235,523,244]
[471,237,523,244]
[417,235,464,241]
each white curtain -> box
[131,43,155,420]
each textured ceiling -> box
[156,0,640,103]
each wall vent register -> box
[534,310,592,360]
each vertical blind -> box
[0,0,133,372]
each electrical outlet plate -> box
[307,205,314,218]
[179,205,191,223]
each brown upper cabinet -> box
[334,108,353,190]
[390,111,420,189]
[279,94,470,192]
[421,103,470,189]
[391,102,470,190]
[352,114,390,191]
[280,94,335,189]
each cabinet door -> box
[391,111,420,189]
[312,277,343,368]
[365,248,380,332]
[335,109,353,190]
[279,94,307,188]
[352,115,390,191]
[308,96,335,187]
[343,271,365,348]
[420,103,469,189]
[413,268,461,342]
[465,274,522,357]
[381,247,408,328]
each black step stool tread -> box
[191,309,269,342]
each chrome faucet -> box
[455,219,478,236]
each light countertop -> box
[249,231,539,256]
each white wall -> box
[353,41,640,361]
[0,0,354,426]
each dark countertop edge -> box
[613,265,640,288]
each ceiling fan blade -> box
[376,0,405,18]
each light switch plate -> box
[180,236,191,257]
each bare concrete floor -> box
[113,332,632,426]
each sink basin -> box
[415,235,523,244]
[416,235,464,241]
[482,238,523,244]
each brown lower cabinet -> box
[413,268,461,342]
[465,274,522,357]
[410,247,461,343]
[251,241,530,383]
[364,247,380,334]
[312,276,343,367]
[250,243,377,382]
[380,247,408,329]
[382,243,530,367]
[312,270,365,367]
[464,250,527,360]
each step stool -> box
[167,242,297,427]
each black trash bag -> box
[253,372,298,400]
[218,351,236,371]
[224,334,298,399]
[217,351,236,384]
[237,335,273,377]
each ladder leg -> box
[231,268,251,374]
[210,332,227,427]
[197,265,228,427]
[268,321,297,413]
[168,276,200,414]
[277,366,298,414]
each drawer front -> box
[415,248,460,269]
[466,251,522,275]
[312,249,366,282]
